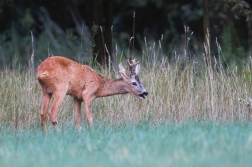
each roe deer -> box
[36,56,148,133]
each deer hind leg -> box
[74,98,82,130]
[39,84,52,133]
[48,89,67,126]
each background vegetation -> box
[0,0,251,68]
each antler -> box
[127,58,139,74]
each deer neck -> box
[96,77,128,97]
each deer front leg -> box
[83,95,95,126]
[74,98,82,130]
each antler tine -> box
[127,58,139,67]
[127,58,139,74]
[132,58,139,65]
[127,59,133,67]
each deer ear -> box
[134,63,140,75]
[118,63,127,78]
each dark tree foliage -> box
[0,0,251,67]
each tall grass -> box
[1,53,252,130]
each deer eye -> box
[132,82,137,86]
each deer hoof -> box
[52,121,58,125]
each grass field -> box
[0,122,252,167]
[1,54,252,166]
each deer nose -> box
[143,91,148,96]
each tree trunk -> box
[249,13,252,55]
[85,0,113,67]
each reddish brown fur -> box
[36,56,147,133]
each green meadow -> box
[0,123,252,167]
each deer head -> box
[118,59,148,99]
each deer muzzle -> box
[139,91,148,99]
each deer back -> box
[36,56,102,99]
